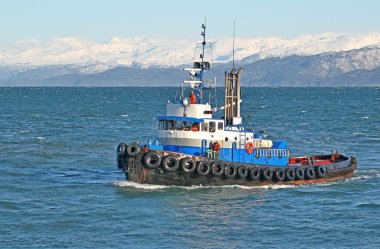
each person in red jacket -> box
[189,90,197,104]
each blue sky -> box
[0,0,379,45]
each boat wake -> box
[349,169,380,181]
[113,168,379,191]
[113,180,298,190]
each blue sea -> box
[1,87,379,248]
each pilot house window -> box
[218,122,223,130]
[201,122,208,132]
[209,121,216,132]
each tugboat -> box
[116,23,357,186]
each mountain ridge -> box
[1,32,380,71]
[1,32,380,87]
[1,46,379,87]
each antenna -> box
[201,18,206,83]
[200,18,206,102]
[232,20,236,69]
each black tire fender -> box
[181,157,197,173]
[250,167,260,181]
[161,155,179,172]
[237,165,249,179]
[211,161,224,177]
[197,161,211,176]
[262,167,273,181]
[275,168,286,181]
[285,168,296,181]
[117,143,127,157]
[225,164,237,179]
[295,167,305,180]
[142,151,161,169]
[305,167,316,179]
[316,166,327,178]
[127,142,140,157]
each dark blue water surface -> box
[1,87,379,248]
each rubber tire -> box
[117,157,125,169]
[262,168,273,181]
[316,166,327,178]
[295,167,305,180]
[197,161,211,176]
[250,167,260,181]
[285,168,296,181]
[225,164,237,179]
[181,157,197,173]
[143,151,161,169]
[117,143,127,157]
[161,155,179,172]
[126,142,140,156]
[238,165,249,179]
[275,168,286,181]
[211,161,224,177]
[305,167,316,179]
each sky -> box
[0,0,379,45]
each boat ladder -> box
[239,131,247,162]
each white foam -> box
[351,169,380,181]
[121,114,129,117]
[114,181,174,190]
[36,136,45,140]
[113,169,380,191]
[113,180,298,190]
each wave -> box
[357,202,380,208]
[350,169,380,181]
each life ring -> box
[143,151,161,169]
[245,142,254,154]
[211,142,220,153]
[181,157,197,173]
[161,155,179,172]
[126,142,140,157]
[211,161,224,177]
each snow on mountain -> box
[0,32,380,73]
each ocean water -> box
[1,87,379,248]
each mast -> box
[232,20,235,69]
[201,22,206,85]
[200,21,206,101]
[183,20,212,104]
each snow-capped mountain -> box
[1,32,380,73]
